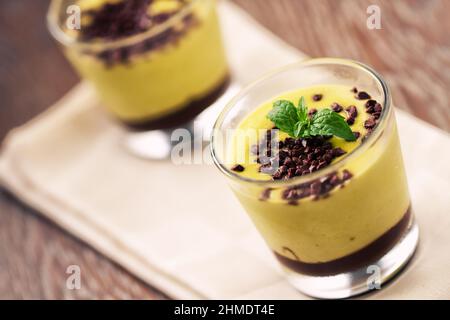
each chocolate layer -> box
[80,0,199,66]
[122,75,230,131]
[274,206,412,276]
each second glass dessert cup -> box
[211,58,419,299]
[47,0,230,159]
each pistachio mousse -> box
[62,0,229,129]
[228,85,411,276]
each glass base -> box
[284,220,419,299]
[124,83,241,160]
[125,125,193,160]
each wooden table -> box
[0,0,449,299]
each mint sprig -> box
[267,97,356,141]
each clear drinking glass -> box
[47,0,229,158]
[211,58,419,299]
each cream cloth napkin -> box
[1,1,449,299]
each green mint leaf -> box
[297,96,308,123]
[294,121,311,138]
[267,97,355,141]
[310,109,356,141]
[267,100,300,137]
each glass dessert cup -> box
[47,0,230,159]
[211,58,419,299]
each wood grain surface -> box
[0,0,449,299]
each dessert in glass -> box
[211,58,419,299]
[48,0,229,156]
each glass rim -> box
[47,0,201,52]
[210,57,391,187]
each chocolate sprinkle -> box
[253,134,347,181]
[281,170,353,202]
[346,117,355,125]
[346,105,358,118]
[364,117,377,129]
[312,94,323,101]
[342,169,353,181]
[363,98,384,139]
[345,105,358,125]
[231,164,245,172]
[365,101,382,115]
[356,91,371,100]
[351,87,358,93]
[259,188,272,201]
[365,99,377,109]
[373,111,382,120]
[251,131,355,203]
[331,102,343,113]
[374,103,382,113]
[308,108,318,117]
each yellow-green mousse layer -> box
[228,85,411,264]
[65,0,228,122]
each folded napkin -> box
[1,1,449,299]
